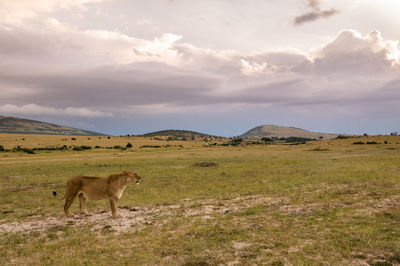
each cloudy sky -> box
[1,0,400,136]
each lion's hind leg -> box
[63,181,79,217]
[78,193,90,215]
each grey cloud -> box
[294,8,338,26]
[0,62,222,108]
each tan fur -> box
[54,170,142,218]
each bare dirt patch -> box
[0,195,286,235]
[2,193,398,237]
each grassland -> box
[0,134,399,265]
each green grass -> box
[0,135,400,264]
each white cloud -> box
[240,59,276,75]
[0,0,108,25]
[0,104,112,118]
[310,29,400,75]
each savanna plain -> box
[0,134,399,265]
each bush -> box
[0,145,4,152]
[126,143,133,148]
[14,147,35,154]
[283,137,315,142]
[227,138,243,146]
[73,145,91,151]
[23,149,35,154]
[80,145,92,150]
[353,141,364,145]
[140,145,161,148]
[71,138,76,141]
[261,137,273,142]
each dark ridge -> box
[240,125,339,140]
[0,116,106,136]
[141,129,214,138]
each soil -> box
[0,195,286,235]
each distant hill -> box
[240,125,338,140]
[142,129,213,138]
[0,116,106,136]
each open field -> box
[0,134,400,265]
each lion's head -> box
[123,170,142,184]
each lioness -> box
[53,170,142,218]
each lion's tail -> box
[52,191,66,201]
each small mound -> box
[192,162,219,167]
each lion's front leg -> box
[109,197,119,218]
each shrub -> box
[73,145,91,151]
[279,137,315,143]
[14,147,35,154]
[23,149,35,154]
[227,138,243,146]
[140,145,161,148]
[353,141,364,145]
[126,143,133,148]
[261,137,273,142]
[0,145,4,152]
[80,145,92,150]
[71,138,76,141]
